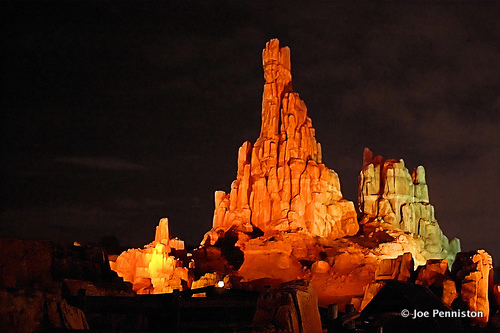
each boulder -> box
[50,299,89,330]
[451,250,493,326]
[238,237,306,284]
[375,252,413,282]
[416,259,457,306]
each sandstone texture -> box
[359,252,413,311]
[495,285,500,309]
[359,148,460,266]
[111,218,189,294]
[451,250,493,326]
[415,259,458,306]
[205,39,358,243]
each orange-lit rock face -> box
[206,39,358,242]
[110,218,188,294]
[452,250,493,327]
[357,253,413,311]
[359,148,460,266]
[237,237,306,284]
[416,259,449,286]
[375,252,413,282]
[360,281,385,311]
[416,259,458,306]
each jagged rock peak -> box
[204,39,358,243]
[154,218,169,246]
[262,38,291,86]
[259,39,321,163]
[359,148,460,264]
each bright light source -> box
[217,280,224,288]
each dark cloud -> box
[54,156,147,171]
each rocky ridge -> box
[109,39,498,327]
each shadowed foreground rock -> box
[416,259,458,307]
[253,280,322,333]
[0,290,89,332]
[0,236,130,332]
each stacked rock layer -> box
[111,218,189,294]
[206,39,358,244]
[359,148,460,264]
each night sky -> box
[2,2,499,263]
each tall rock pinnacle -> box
[206,39,358,242]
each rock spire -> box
[206,39,358,243]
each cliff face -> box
[451,250,493,326]
[206,39,358,243]
[359,148,460,265]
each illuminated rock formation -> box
[111,218,189,294]
[108,39,494,327]
[205,39,358,244]
[415,259,458,306]
[196,39,462,311]
[416,259,449,286]
[237,234,308,284]
[375,252,414,282]
[359,148,460,264]
[359,252,413,310]
[451,250,493,327]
